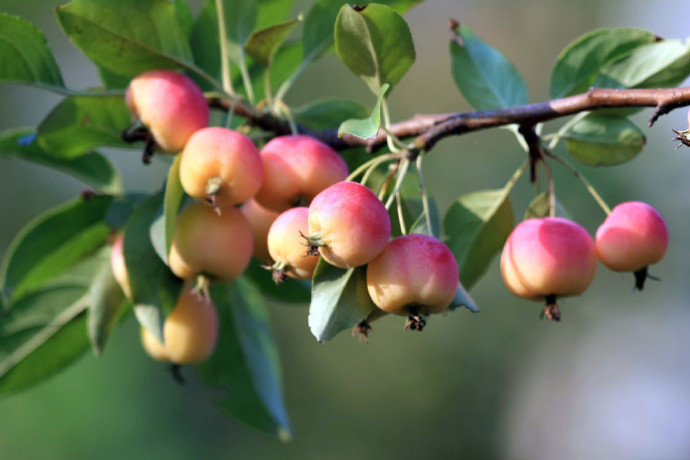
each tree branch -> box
[207,86,690,152]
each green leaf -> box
[450,282,478,313]
[594,40,690,89]
[308,260,375,342]
[56,0,194,78]
[293,98,369,130]
[1,196,113,303]
[0,12,64,88]
[303,0,422,61]
[104,192,149,230]
[122,192,182,342]
[36,96,131,159]
[449,23,528,111]
[0,128,121,194]
[338,84,389,139]
[334,4,415,94]
[563,114,645,167]
[243,260,310,304]
[256,0,293,29]
[550,28,658,99]
[0,252,114,397]
[149,155,184,263]
[245,18,301,66]
[97,66,131,89]
[409,195,441,238]
[523,193,572,220]
[443,189,514,290]
[87,260,125,356]
[202,279,291,439]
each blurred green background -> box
[1,0,690,459]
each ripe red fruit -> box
[125,70,209,153]
[307,181,391,268]
[366,234,459,331]
[179,127,263,208]
[169,202,253,281]
[254,135,349,212]
[240,199,280,263]
[595,201,668,290]
[267,207,319,282]
[500,217,597,321]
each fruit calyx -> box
[264,260,289,284]
[672,128,690,148]
[633,266,661,291]
[301,231,326,257]
[404,305,428,332]
[352,320,372,344]
[121,119,156,164]
[542,294,560,322]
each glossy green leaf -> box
[308,260,375,342]
[334,4,415,94]
[87,260,125,356]
[148,155,184,263]
[303,0,422,61]
[0,12,64,88]
[36,96,131,159]
[550,28,658,98]
[594,40,690,89]
[1,196,113,303]
[0,252,111,397]
[563,114,645,166]
[0,128,121,194]
[104,192,149,230]
[202,279,291,439]
[443,189,514,290]
[449,23,528,111]
[293,98,369,130]
[338,84,389,139]
[256,0,293,29]
[523,193,572,220]
[56,0,194,77]
[243,260,310,304]
[245,18,300,66]
[122,192,182,342]
[97,66,131,89]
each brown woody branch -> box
[208,86,690,152]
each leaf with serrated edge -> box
[338,84,389,139]
[308,260,375,342]
[443,189,514,290]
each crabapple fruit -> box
[307,181,391,268]
[240,199,280,263]
[110,233,131,298]
[595,201,668,290]
[267,207,319,282]
[179,127,263,208]
[125,70,209,153]
[169,202,253,281]
[254,135,349,212]
[366,234,459,331]
[163,290,218,365]
[140,326,168,361]
[500,217,597,321]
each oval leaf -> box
[245,18,301,66]
[123,192,182,342]
[563,114,645,167]
[595,40,690,89]
[0,128,121,194]
[334,4,415,94]
[337,83,389,139]
[149,155,184,263]
[201,279,292,439]
[449,23,528,111]
[56,0,194,77]
[1,195,113,303]
[87,260,125,356]
[0,12,64,88]
[443,189,514,290]
[36,96,131,159]
[550,28,658,99]
[523,193,572,220]
[308,260,375,342]
[293,98,369,130]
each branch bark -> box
[208,86,690,152]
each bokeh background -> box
[1,0,690,458]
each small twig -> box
[545,150,612,215]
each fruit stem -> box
[384,158,410,210]
[416,153,434,237]
[543,294,561,322]
[381,99,399,153]
[395,189,407,235]
[545,150,612,215]
[347,153,399,183]
[215,0,236,97]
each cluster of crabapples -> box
[501,202,669,321]
[112,69,462,364]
